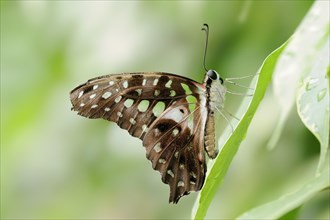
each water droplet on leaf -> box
[317,88,327,101]
[306,78,319,91]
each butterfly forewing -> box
[70,72,208,203]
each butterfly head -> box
[205,70,225,86]
[206,70,224,84]
[204,69,227,111]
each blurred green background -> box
[2,1,326,219]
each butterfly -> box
[69,24,228,203]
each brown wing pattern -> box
[70,72,207,203]
[143,99,207,203]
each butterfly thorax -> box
[203,70,227,159]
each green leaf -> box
[268,1,330,150]
[236,2,329,219]
[237,166,329,220]
[278,207,301,220]
[296,38,329,173]
[191,41,288,219]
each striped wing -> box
[70,72,208,203]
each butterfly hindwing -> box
[70,72,208,203]
[143,98,207,203]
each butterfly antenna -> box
[201,23,209,72]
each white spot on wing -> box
[80,103,85,107]
[124,99,134,108]
[142,124,148,132]
[177,181,184,187]
[135,89,142,96]
[158,159,166,164]
[117,112,123,117]
[89,94,96,99]
[104,107,110,111]
[154,89,160,96]
[93,85,98,90]
[162,107,185,122]
[142,79,147,86]
[153,78,159,86]
[165,80,172,88]
[123,80,128,88]
[129,118,136,125]
[152,101,165,117]
[138,100,149,112]
[102,92,112,99]
[115,96,122,103]
[78,91,84,98]
[109,81,114,86]
[91,104,98,108]
[172,128,179,136]
[167,169,174,178]
[154,143,162,153]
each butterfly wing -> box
[143,97,207,203]
[70,72,208,203]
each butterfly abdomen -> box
[203,71,227,159]
[204,114,217,159]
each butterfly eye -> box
[207,70,219,80]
